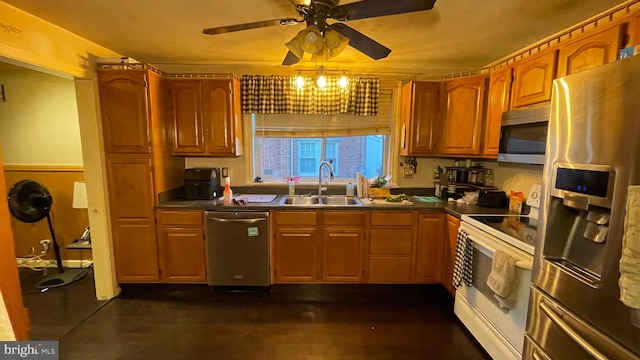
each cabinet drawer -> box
[273,211,317,226]
[368,256,412,282]
[369,228,413,254]
[370,211,414,226]
[156,210,203,226]
[323,211,367,226]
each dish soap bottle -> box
[289,180,295,196]
[223,177,233,205]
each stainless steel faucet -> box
[318,161,334,196]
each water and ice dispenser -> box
[542,164,615,285]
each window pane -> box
[254,135,385,181]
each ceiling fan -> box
[202,0,437,65]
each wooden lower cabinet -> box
[368,211,415,283]
[415,213,445,283]
[271,211,319,283]
[106,156,159,282]
[273,227,319,282]
[156,210,206,283]
[111,219,159,282]
[442,214,461,296]
[322,228,365,282]
[271,210,450,285]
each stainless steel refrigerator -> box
[525,56,640,359]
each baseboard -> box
[16,259,93,268]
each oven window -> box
[472,248,501,306]
[499,122,548,154]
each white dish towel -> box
[620,186,640,318]
[487,250,519,310]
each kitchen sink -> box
[278,195,362,206]
[280,195,321,205]
[319,195,362,206]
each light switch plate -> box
[222,167,229,178]
[526,183,542,208]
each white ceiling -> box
[2,0,629,79]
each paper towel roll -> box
[356,173,363,198]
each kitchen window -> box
[251,89,392,183]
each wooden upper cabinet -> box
[399,81,440,156]
[98,71,151,154]
[168,77,243,157]
[483,67,513,157]
[202,79,243,156]
[170,81,205,154]
[558,25,623,77]
[512,50,558,108]
[630,11,640,46]
[439,75,488,156]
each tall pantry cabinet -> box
[97,64,183,282]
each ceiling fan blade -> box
[203,18,301,35]
[282,51,301,66]
[331,0,436,21]
[331,23,391,60]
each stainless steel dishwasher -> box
[204,211,270,286]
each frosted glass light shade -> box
[72,181,88,209]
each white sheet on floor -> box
[0,289,16,340]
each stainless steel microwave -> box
[497,103,550,165]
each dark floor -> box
[58,283,490,360]
[19,266,107,340]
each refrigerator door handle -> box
[539,300,608,360]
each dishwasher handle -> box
[208,217,267,224]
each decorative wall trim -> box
[3,164,84,172]
[487,0,640,71]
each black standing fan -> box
[8,180,88,289]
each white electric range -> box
[454,213,537,360]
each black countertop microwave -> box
[497,103,550,165]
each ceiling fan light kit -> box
[202,0,437,65]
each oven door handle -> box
[468,233,533,270]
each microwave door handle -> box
[539,300,608,360]
[469,235,533,270]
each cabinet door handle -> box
[539,300,607,360]
[282,233,311,237]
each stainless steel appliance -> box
[185,167,221,200]
[526,56,640,360]
[455,214,536,359]
[498,103,550,165]
[205,211,270,286]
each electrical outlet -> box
[40,239,51,254]
[403,167,415,179]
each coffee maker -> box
[185,168,221,200]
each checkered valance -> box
[241,75,379,116]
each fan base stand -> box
[35,267,91,289]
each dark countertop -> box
[156,194,512,217]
